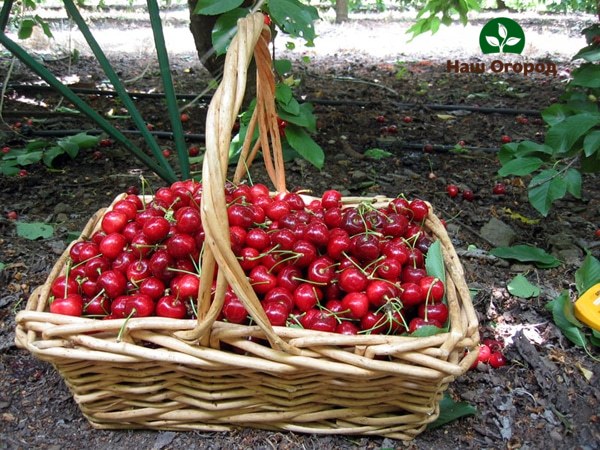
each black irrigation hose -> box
[395,142,501,153]
[8,83,542,115]
[27,128,206,141]
[24,128,501,153]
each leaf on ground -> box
[364,148,392,160]
[576,362,593,381]
[501,208,540,225]
[575,254,600,296]
[16,222,54,240]
[490,245,561,268]
[428,394,477,430]
[546,291,588,348]
[507,274,540,298]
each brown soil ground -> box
[1,8,599,450]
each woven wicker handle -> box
[175,13,297,353]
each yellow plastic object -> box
[574,283,600,332]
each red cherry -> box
[341,292,369,319]
[402,116,413,123]
[446,184,459,198]
[400,282,425,307]
[488,351,507,368]
[156,295,188,319]
[249,265,277,295]
[263,301,289,326]
[477,344,492,363]
[293,283,323,312]
[222,291,248,324]
[492,183,506,195]
[462,189,474,202]
[366,279,398,308]
[500,135,512,144]
[338,267,368,293]
[408,317,442,333]
[50,294,84,316]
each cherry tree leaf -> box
[16,222,54,240]
[485,35,500,47]
[498,23,507,38]
[428,394,477,430]
[505,37,521,46]
[507,274,540,298]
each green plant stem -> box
[147,0,189,180]
[528,157,579,189]
[62,0,177,182]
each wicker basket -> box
[15,13,479,441]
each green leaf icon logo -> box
[480,18,525,55]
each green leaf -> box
[18,18,35,40]
[410,325,447,337]
[507,274,540,298]
[581,151,600,173]
[546,291,588,348]
[570,64,600,88]
[26,139,50,151]
[0,262,5,272]
[490,245,561,268]
[563,168,582,199]
[514,141,554,157]
[16,151,43,166]
[528,169,567,217]
[274,59,293,76]
[1,163,20,176]
[575,254,600,296]
[277,102,316,132]
[275,84,293,105]
[64,132,99,149]
[425,240,445,285]
[269,0,319,46]
[498,156,543,177]
[42,146,65,167]
[284,125,324,169]
[591,332,600,348]
[34,15,53,38]
[583,130,600,157]
[193,0,243,15]
[429,16,441,34]
[363,148,392,160]
[211,8,250,56]
[428,394,477,430]
[545,113,600,154]
[542,103,570,126]
[57,140,79,158]
[16,222,54,240]
[497,142,519,165]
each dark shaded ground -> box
[1,13,600,450]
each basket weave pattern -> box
[15,13,479,440]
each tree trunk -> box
[187,0,223,78]
[335,0,349,24]
[187,0,256,106]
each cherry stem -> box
[116,309,136,342]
